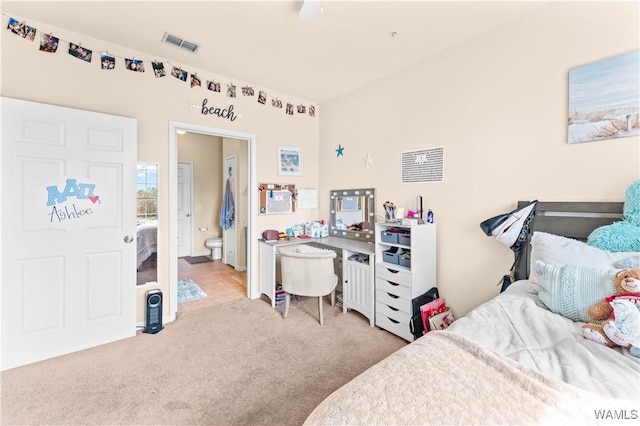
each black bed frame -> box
[513,201,624,281]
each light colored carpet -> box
[177,278,207,303]
[0,296,406,425]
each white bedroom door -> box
[177,162,193,257]
[1,97,137,370]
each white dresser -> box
[374,223,437,341]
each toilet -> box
[205,238,223,260]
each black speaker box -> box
[144,289,164,334]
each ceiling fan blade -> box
[299,0,321,20]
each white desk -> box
[259,236,376,326]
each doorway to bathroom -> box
[175,135,247,312]
[169,121,257,318]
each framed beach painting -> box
[568,50,639,144]
[277,146,302,176]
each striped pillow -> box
[534,260,618,323]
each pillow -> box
[534,260,618,323]
[616,255,640,269]
[528,232,637,293]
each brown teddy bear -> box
[582,268,640,347]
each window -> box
[137,163,158,223]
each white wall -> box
[318,1,640,316]
[2,1,639,321]
[1,17,320,321]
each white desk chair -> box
[279,245,338,325]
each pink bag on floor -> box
[420,298,454,333]
[427,308,455,331]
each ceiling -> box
[1,0,550,104]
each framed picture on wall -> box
[277,146,302,176]
[568,50,639,144]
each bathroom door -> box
[223,155,237,268]
[1,97,137,370]
[177,162,193,257]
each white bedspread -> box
[305,280,639,425]
[136,221,157,269]
[449,280,640,400]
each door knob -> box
[186,213,191,217]
[124,235,134,243]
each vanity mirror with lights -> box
[330,188,376,242]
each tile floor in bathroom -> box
[177,257,247,315]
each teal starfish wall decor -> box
[336,144,345,157]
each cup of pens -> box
[384,201,396,223]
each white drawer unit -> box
[375,223,437,341]
[375,312,414,342]
[342,251,375,326]
[376,299,411,324]
[376,276,412,300]
[376,288,412,313]
[376,266,412,287]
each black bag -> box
[499,274,512,293]
[479,200,538,250]
[480,200,538,293]
[409,287,439,339]
[480,214,510,236]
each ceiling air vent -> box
[161,32,199,53]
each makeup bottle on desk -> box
[427,209,434,224]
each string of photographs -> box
[5,15,317,118]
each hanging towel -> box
[219,178,235,230]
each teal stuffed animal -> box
[588,180,640,252]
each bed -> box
[305,202,639,425]
[136,221,158,269]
